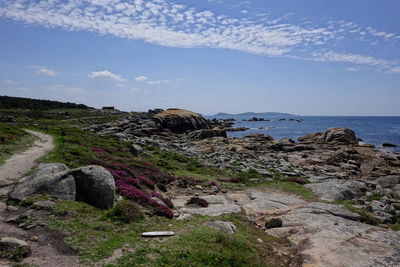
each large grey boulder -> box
[305,179,365,201]
[70,165,115,209]
[10,164,115,209]
[10,163,75,202]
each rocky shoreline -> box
[2,108,400,266]
[84,109,400,224]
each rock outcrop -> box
[298,127,358,145]
[10,163,115,209]
[188,129,227,140]
[153,109,210,133]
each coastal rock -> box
[10,163,75,202]
[153,108,210,133]
[298,128,358,145]
[322,127,358,144]
[265,218,283,229]
[188,129,227,140]
[373,176,400,188]
[305,179,364,201]
[70,165,115,209]
[266,204,400,267]
[382,143,397,148]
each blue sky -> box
[0,0,399,115]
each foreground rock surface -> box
[172,188,400,267]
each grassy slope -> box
[0,123,37,165]
[47,201,288,267]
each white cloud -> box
[148,79,169,85]
[135,75,148,82]
[0,0,398,74]
[313,51,400,74]
[36,66,57,76]
[387,66,400,74]
[0,0,341,57]
[88,70,125,82]
[115,83,126,87]
[314,51,391,67]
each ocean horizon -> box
[206,114,400,152]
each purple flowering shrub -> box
[210,180,219,187]
[90,145,175,218]
[218,177,240,183]
[138,175,155,189]
[151,191,161,198]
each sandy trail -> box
[0,130,54,181]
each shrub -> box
[229,177,240,183]
[288,177,308,185]
[210,180,219,187]
[160,197,175,209]
[149,199,174,219]
[108,200,143,223]
[186,197,209,208]
[151,191,161,198]
[116,182,150,204]
[138,175,155,189]
[157,183,168,192]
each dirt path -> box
[0,130,54,181]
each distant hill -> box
[214,112,297,117]
[0,95,91,110]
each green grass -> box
[331,200,380,226]
[0,123,37,165]
[143,147,229,181]
[47,200,287,266]
[249,181,317,200]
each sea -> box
[205,115,400,153]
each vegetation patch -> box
[249,180,316,200]
[0,123,37,165]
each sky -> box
[0,0,399,116]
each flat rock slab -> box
[266,203,400,267]
[228,189,307,222]
[173,195,241,216]
[141,231,175,237]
